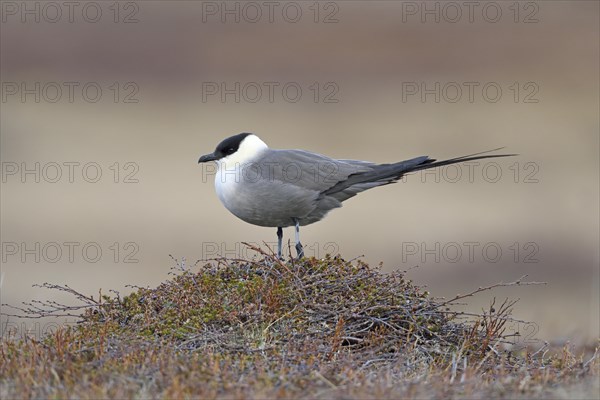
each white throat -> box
[214,135,268,205]
[218,134,268,171]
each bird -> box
[198,133,513,259]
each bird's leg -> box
[292,218,304,259]
[276,227,283,259]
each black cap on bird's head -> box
[198,132,253,163]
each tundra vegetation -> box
[1,248,598,399]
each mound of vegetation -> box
[82,255,512,360]
[1,253,598,398]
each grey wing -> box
[253,150,381,225]
[249,149,432,226]
[321,156,432,202]
[253,150,429,202]
[255,149,374,193]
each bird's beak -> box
[198,153,219,163]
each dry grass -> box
[1,252,598,399]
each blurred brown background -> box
[1,1,598,343]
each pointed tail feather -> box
[407,147,517,174]
[322,148,515,197]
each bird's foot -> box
[295,242,304,259]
